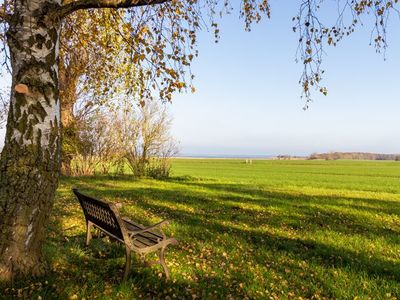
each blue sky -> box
[1,2,400,156]
[169,2,400,156]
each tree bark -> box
[0,0,61,281]
[59,64,78,176]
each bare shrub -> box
[120,100,178,178]
[69,110,122,176]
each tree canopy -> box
[0,0,398,108]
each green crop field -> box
[3,159,400,299]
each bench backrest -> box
[73,189,127,242]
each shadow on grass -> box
[76,177,400,280]
[87,177,400,241]
[170,179,400,235]
[3,175,399,299]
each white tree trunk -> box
[0,0,62,281]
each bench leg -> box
[86,221,93,246]
[123,247,132,281]
[158,247,170,280]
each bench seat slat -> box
[122,218,164,241]
[133,234,158,245]
[132,236,157,248]
[137,233,161,244]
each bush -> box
[146,158,172,179]
[121,100,178,179]
[70,154,99,176]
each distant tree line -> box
[276,155,306,160]
[308,152,400,161]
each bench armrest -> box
[128,220,170,240]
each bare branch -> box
[56,0,170,20]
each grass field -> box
[2,159,400,299]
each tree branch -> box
[56,0,170,20]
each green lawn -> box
[3,159,400,299]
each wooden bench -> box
[72,189,178,281]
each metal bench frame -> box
[72,189,178,280]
